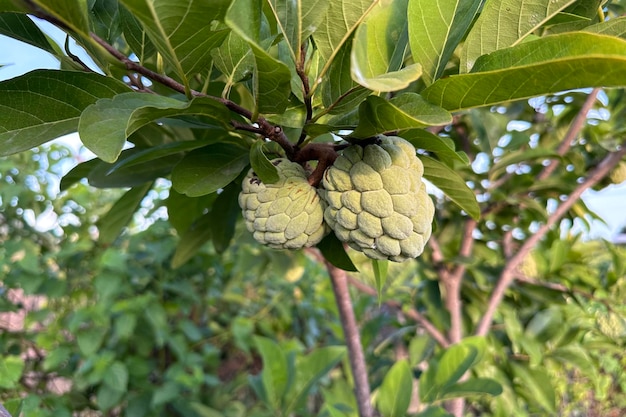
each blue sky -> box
[1,18,625,240]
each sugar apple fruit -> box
[322,136,434,262]
[238,159,328,249]
[609,161,626,185]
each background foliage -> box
[1,0,626,416]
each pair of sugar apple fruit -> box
[237,136,435,262]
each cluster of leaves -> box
[2,0,626,416]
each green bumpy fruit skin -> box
[322,136,435,262]
[238,159,328,249]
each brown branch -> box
[325,260,374,417]
[476,143,626,336]
[537,88,600,181]
[90,33,298,159]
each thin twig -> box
[476,143,626,336]
[442,219,476,417]
[513,272,619,313]
[325,260,374,417]
[537,88,600,181]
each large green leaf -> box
[97,182,153,244]
[211,31,255,93]
[171,144,249,197]
[313,0,376,62]
[118,0,230,84]
[434,344,478,391]
[377,360,413,417]
[423,32,626,112]
[353,93,452,137]
[90,0,122,43]
[253,336,289,411]
[408,0,483,85]
[267,0,330,63]
[209,183,241,254]
[419,155,480,220]
[28,0,90,38]
[510,363,556,413]
[171,211,214,268]
[583,16,626,38]
[86,149,182,188]
[460,0,576,72]
[351,0,422,91]
[225,0,293,114]
[0,12,56,54]
[119,5,156,60]
[438,378,503,400]
[321,38,371,115]
[78,93,230,162]
[0,70,129,156]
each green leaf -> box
[510,363,556,413]
[353,94,452,137]
[525,308,564,343]
[0,12,56,54]
[372,259,388,303]
[317,233,358,272]
[105,139,219,173]
[166,190,217,235]
[87,149,181,188]
[434,344,478,391]
[226,0,293,114]
[119,5,156,60]
[0,356,24,389]
[321,39,371,115]
[438,378,503,400]
[424,32,626,112]
[79,93,230,162]
[118,0,229,84]
[351,0,422,91]
[171,143,249,197]
[285,346,347,413]
[97,183,153,244]
[583,16,626,38]
[460,0,576,72]
[103,361,129,391]
[254,336,289,411]
[0,70,129,156]
[77,327,108,356]
[211,31,254,91]
[414,406,453,417]
[401,129,469,164]
[250,141,280,184]
[408,0,483,85]
[419,155,480,220]
[548,239,569,273]
[97,384,125,411]
[547,345,597,379]
[377,359,412,417]
[171,211,213,268]
[209,183,241,253]
[313,0,377,62]
[266,0,330,63]
[90,0,122,43]
[29,0,90,38]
